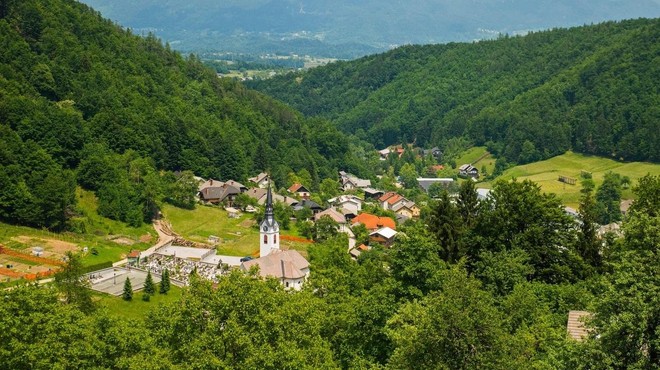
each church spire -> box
[260,176,280,257]
[264,180,274,223]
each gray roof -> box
[416,178,454,192]
[242,250,309,280]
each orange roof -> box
[127,250,140,258]
[386,194,404,205]
[378,191,398,202]
[357,244,369,251]
[430,165,445,172]
[288,183,304,193]
[351,212,396,230]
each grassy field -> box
[0,189,156,270]
[94,285,183,320]
[482,151,660,207]
[455,147,496,177]
[161,204,312,257]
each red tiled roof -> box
[127,250,140,258]
[378,191,398,202]
[351,212,396,230]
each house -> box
[241,250,310,291]
[224,180,248,193]
[567,310,593,341]
[378,148,391,160]
[339,171,372,191]
[351,212,396,231]
[327,195,363,215]
[369,227,398,247]
[423,147,443,159]
[458,164,479,179]
[363,187,384,200]
[392,200,420,219]
[417,178,455,193]
[248,172,270,188]
[245,188,297,206]
[127,250,140,266]
[288,183,311,199]
[199,183,241,205]
[198,179,223,192]
[292,199,324,215]
[349,244,370,259]
[378,192,406,211]
[315,208,349,232]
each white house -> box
[248,172,270,188]
[327,195,363,215]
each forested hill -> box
[0,0,356,230]
[250,19,660,164]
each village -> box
[80,144,495,294]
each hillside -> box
[251,19,660,164]
[0,0,362,230]
[79,0,660,58]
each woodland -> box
[0,0,369,230]
[250,19,659,164]
[0,1,658,369]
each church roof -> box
[242,250,309,280]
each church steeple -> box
[260,179,280,257]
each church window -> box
[264,235,267,244]
[274,235,277,244]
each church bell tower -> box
[259,182,280,257]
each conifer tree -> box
[122,277,133,301]
[144,270,155,294]
[159,269,170,294]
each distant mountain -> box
[79,0,660,58]
[250,19,660,164]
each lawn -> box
[455,147,496,177]
[483,151,660,207]
[161,203,312,257]
[0,188,156,268]
[94,285,183,320]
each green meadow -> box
[484,151,660,207]
[161,204,311,257]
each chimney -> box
[210,179,213,185]
[281,259,285,278]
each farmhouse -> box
[327,194,363,215]
[288,183,311,199]
[248,172,270,188]
[245,188,296,206]
[292,199,324,215]
[458,164,479,179]
[339,171,371,191]
[351,212,396,231]
[199,182,242,205]
[369,227,398,247]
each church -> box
[241,183,310,290]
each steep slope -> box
[0,0,357,229]
[79,0,660,57]
[251,19,660,163]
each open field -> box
[482,151,660,207]
[161,204,311,257]
[455,147,496,177]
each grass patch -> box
[483,151,660,207]
[162,204,311,257]
[94,285,184,320]
[454,146,496,177]
[0,189,157,267]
